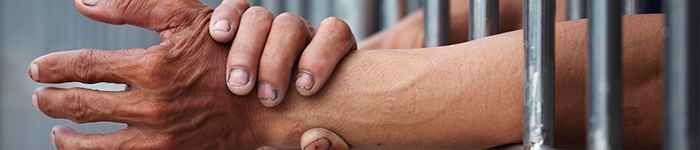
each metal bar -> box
[523,0,556,149]
[286,0,309,19]
[587,0,623,149]
[664,0,700,149]
[261,0,285,15]
[423,0,449,47]
[334,0,379,40]
[623,0,639,15]
[407,0,423,12]
[381,0,407,29]
[566,0,587,20]
[468,0,499,40]
[247,0,262,6]
[308,0,333,27]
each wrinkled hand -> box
[28,0,351,149]
[207,0,357,108]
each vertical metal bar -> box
[566,0,587,20]
[261,0,285,15]
[623,0,639,15]
[286,0,309,19]
[308,0,333,27]
[247,0,262,6]
[523,0,556,149]
[664,0,700,149]
[381,0,407,29]
[407,0,423,12]
[334,0,379,40]
[587,0,623,149]
[468,0,499,40]
[423,0,449,47]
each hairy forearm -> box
[248,15,664,149]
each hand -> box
[28,0,351,149]
[208,0,357,107]
[209,1,355,149]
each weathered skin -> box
[28,0,664,149]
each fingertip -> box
[257,82,282,107]
[51,125,79,149]
[32,87,48,112]
[52,125,75,135]
[303,137,331,150]
[210,1,248,43]
[32,93,38,108]
[81,0,99,7]
[28,63,39,82]
[301,128,349,150]
[209,19,235,43]
[29,54,50,82]
[295,70,316,96]
[227,68,255,95]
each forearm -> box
[248,15,664,149]
[359,0,571,50]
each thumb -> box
[301,128,350,150]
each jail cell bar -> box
[260,0,285,15]
[664,0,700,150]
[423,0,449,47]
[623,0,640,15]
[587,0,624,149]
[566,0,587,20]
[468,0,499,40]
[523,0,556,149]
[381,0,407,29]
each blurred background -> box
[0,0,423,149]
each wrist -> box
[243,98,304,149]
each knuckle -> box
[244,6,273,22]
[116,0,146,19]
[151,135,175,149]
[74,49,98,82]
[140,103,170,125]
[136,53,170,87]
[321,17,353,37]
[274,12,304,27]
[319,17,356,49]
[65,91,93,123]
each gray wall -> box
[0,0,416,149]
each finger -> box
[256,146,280,150]
[52,126,125,150]
[257,13,313,107]
[301,128,350,150]
[28,48,145,84]
[52,126,165,150]
[295,17,357,96]
[73,0,206,32]
[226,7,274,96]
[209,0,250,42]
[33,87,142,124]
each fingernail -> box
[32,93,38,108]
[213,20,231,32]
[228,69,250,87]
[82,0,99,6]
[257,82,279,107]
[296,71,315,91]
[303,138,331,150]
[29,63,39,81]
